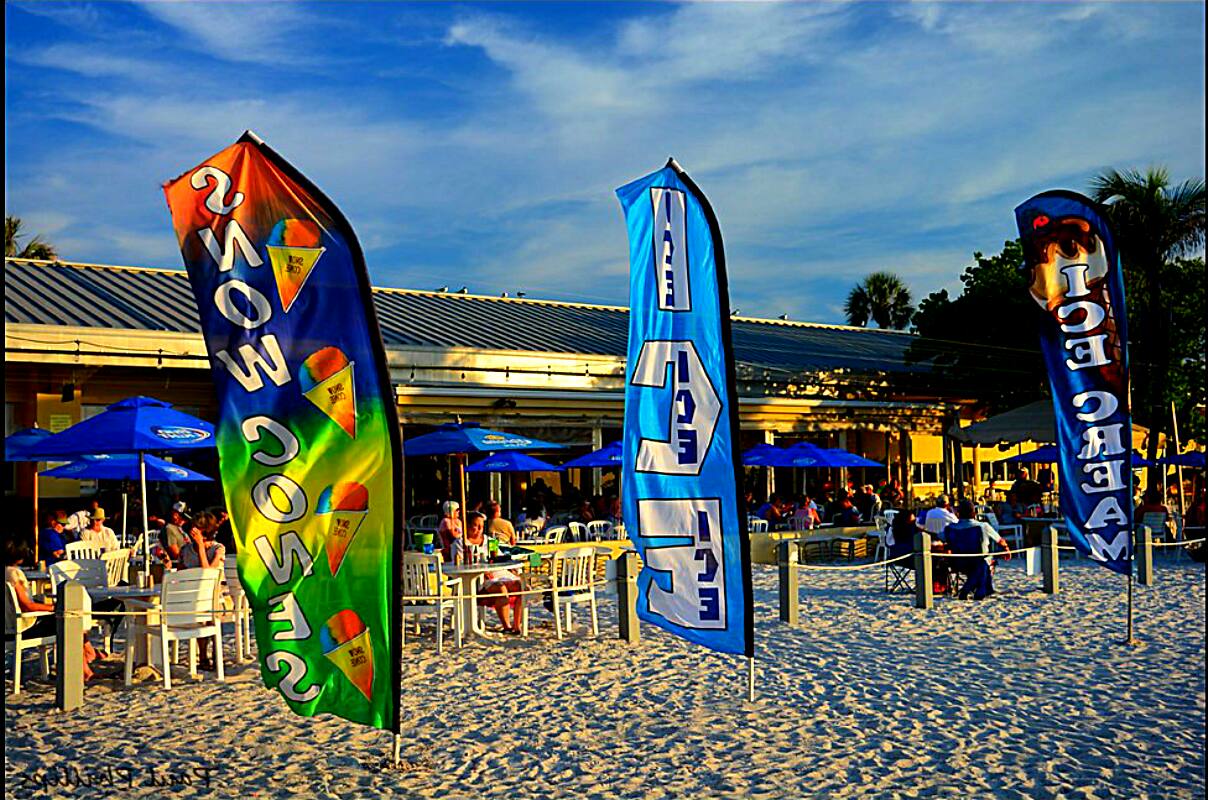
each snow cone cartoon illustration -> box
[266,218,326,313]
[300,346,357,438]
[317,481,369,576]
[322,609,374,701]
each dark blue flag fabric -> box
[1015,191,1132,574]
[616,161,753,656]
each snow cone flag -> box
[1015,191,1132,574]
[164,132,402,731]
[615,160,753,656]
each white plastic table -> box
[441,560,526,640]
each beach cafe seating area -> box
[7,407,1205,707]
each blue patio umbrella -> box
[404,422,567,526]
[403,422,565,457]
[1157,452,1205,469]
[466,452,564,474]
[41,454,214,483]
[768,442,847,468]
[30,397,216,572]
[741,443,782,466]
[563,441,623,469]
[5,428,55,556]
[823,448,885,469]
[1006,445,1152,468]
[5,428,54,462]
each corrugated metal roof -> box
[5,258,933,377]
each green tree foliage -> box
[1091,168,1206,466]
[843,271,914,329]
[5,215,58,260]
[910,239,1046,411]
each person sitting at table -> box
[943,500,1011,599]
[172,512,226,671]
[80,511,120,552]
[456,511,523,634]
[38,512,68,566]
[832,497,862,526]
[5,539,98,681]
[920,495,957,536]
[159,505,190,563]
[886,509,918,560]
[607,496,623,527]
[756,494,785,526]
[484,501,517,547]
[1010,467,1044,507]
[792,494,821,530]
[438,501,463,562]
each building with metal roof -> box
[5,257,1004,507]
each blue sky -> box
[4,1,1204,324]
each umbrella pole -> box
[458,455,468,535]
[122,491,128,547]
[33,471,40,563]
[140,452,151,587]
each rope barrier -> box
[1153,538,1206,548]
[794,554,913,571]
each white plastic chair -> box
[515,524,541,545]
[567,521,588,543]
[981,512,1023,550]
[747,518,769,533]
[49,559,108,590]
[5,583,55,696]
[401,552,461,653]
[543,525,568,545]
[586,520,613,541]
[124,567,224,690]
[65,541,103,561]
[522,546,598,639]
[102,549,131,587]
[221,555,253,663]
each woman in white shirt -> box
[5,540,97,681]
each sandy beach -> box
[5,557,1204,799]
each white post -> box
[121,491,128,546]
[747,656,756,702]
[139,452,151,587]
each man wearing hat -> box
[159,503,190,562]
[80,510,120,552]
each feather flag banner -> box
[1016,190,1132,575]
[615,160,753,656]
[164,132,402,730]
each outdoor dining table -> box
[441,559,528,641]
[93,586,162,669]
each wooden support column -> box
[1042,526,1060,595]
[1135,525,1154,587]
[617,551,640,644]
[778,540,799,626]
[914,532,933,610]
[55,580,85,712]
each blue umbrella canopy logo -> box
[152,426,211,444]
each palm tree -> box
[5,215,58,260]
[1090,167,1206,476]
[844,271,914,329]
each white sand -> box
[5,557,1204,799]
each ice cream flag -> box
[163,132,403,733]
[1015,191,1131,574]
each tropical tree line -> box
[5,215,58,260]
[848,168,1205,460]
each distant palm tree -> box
[5,215,58,260]
[844,271,914,329]
[1090,167,1206,476]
